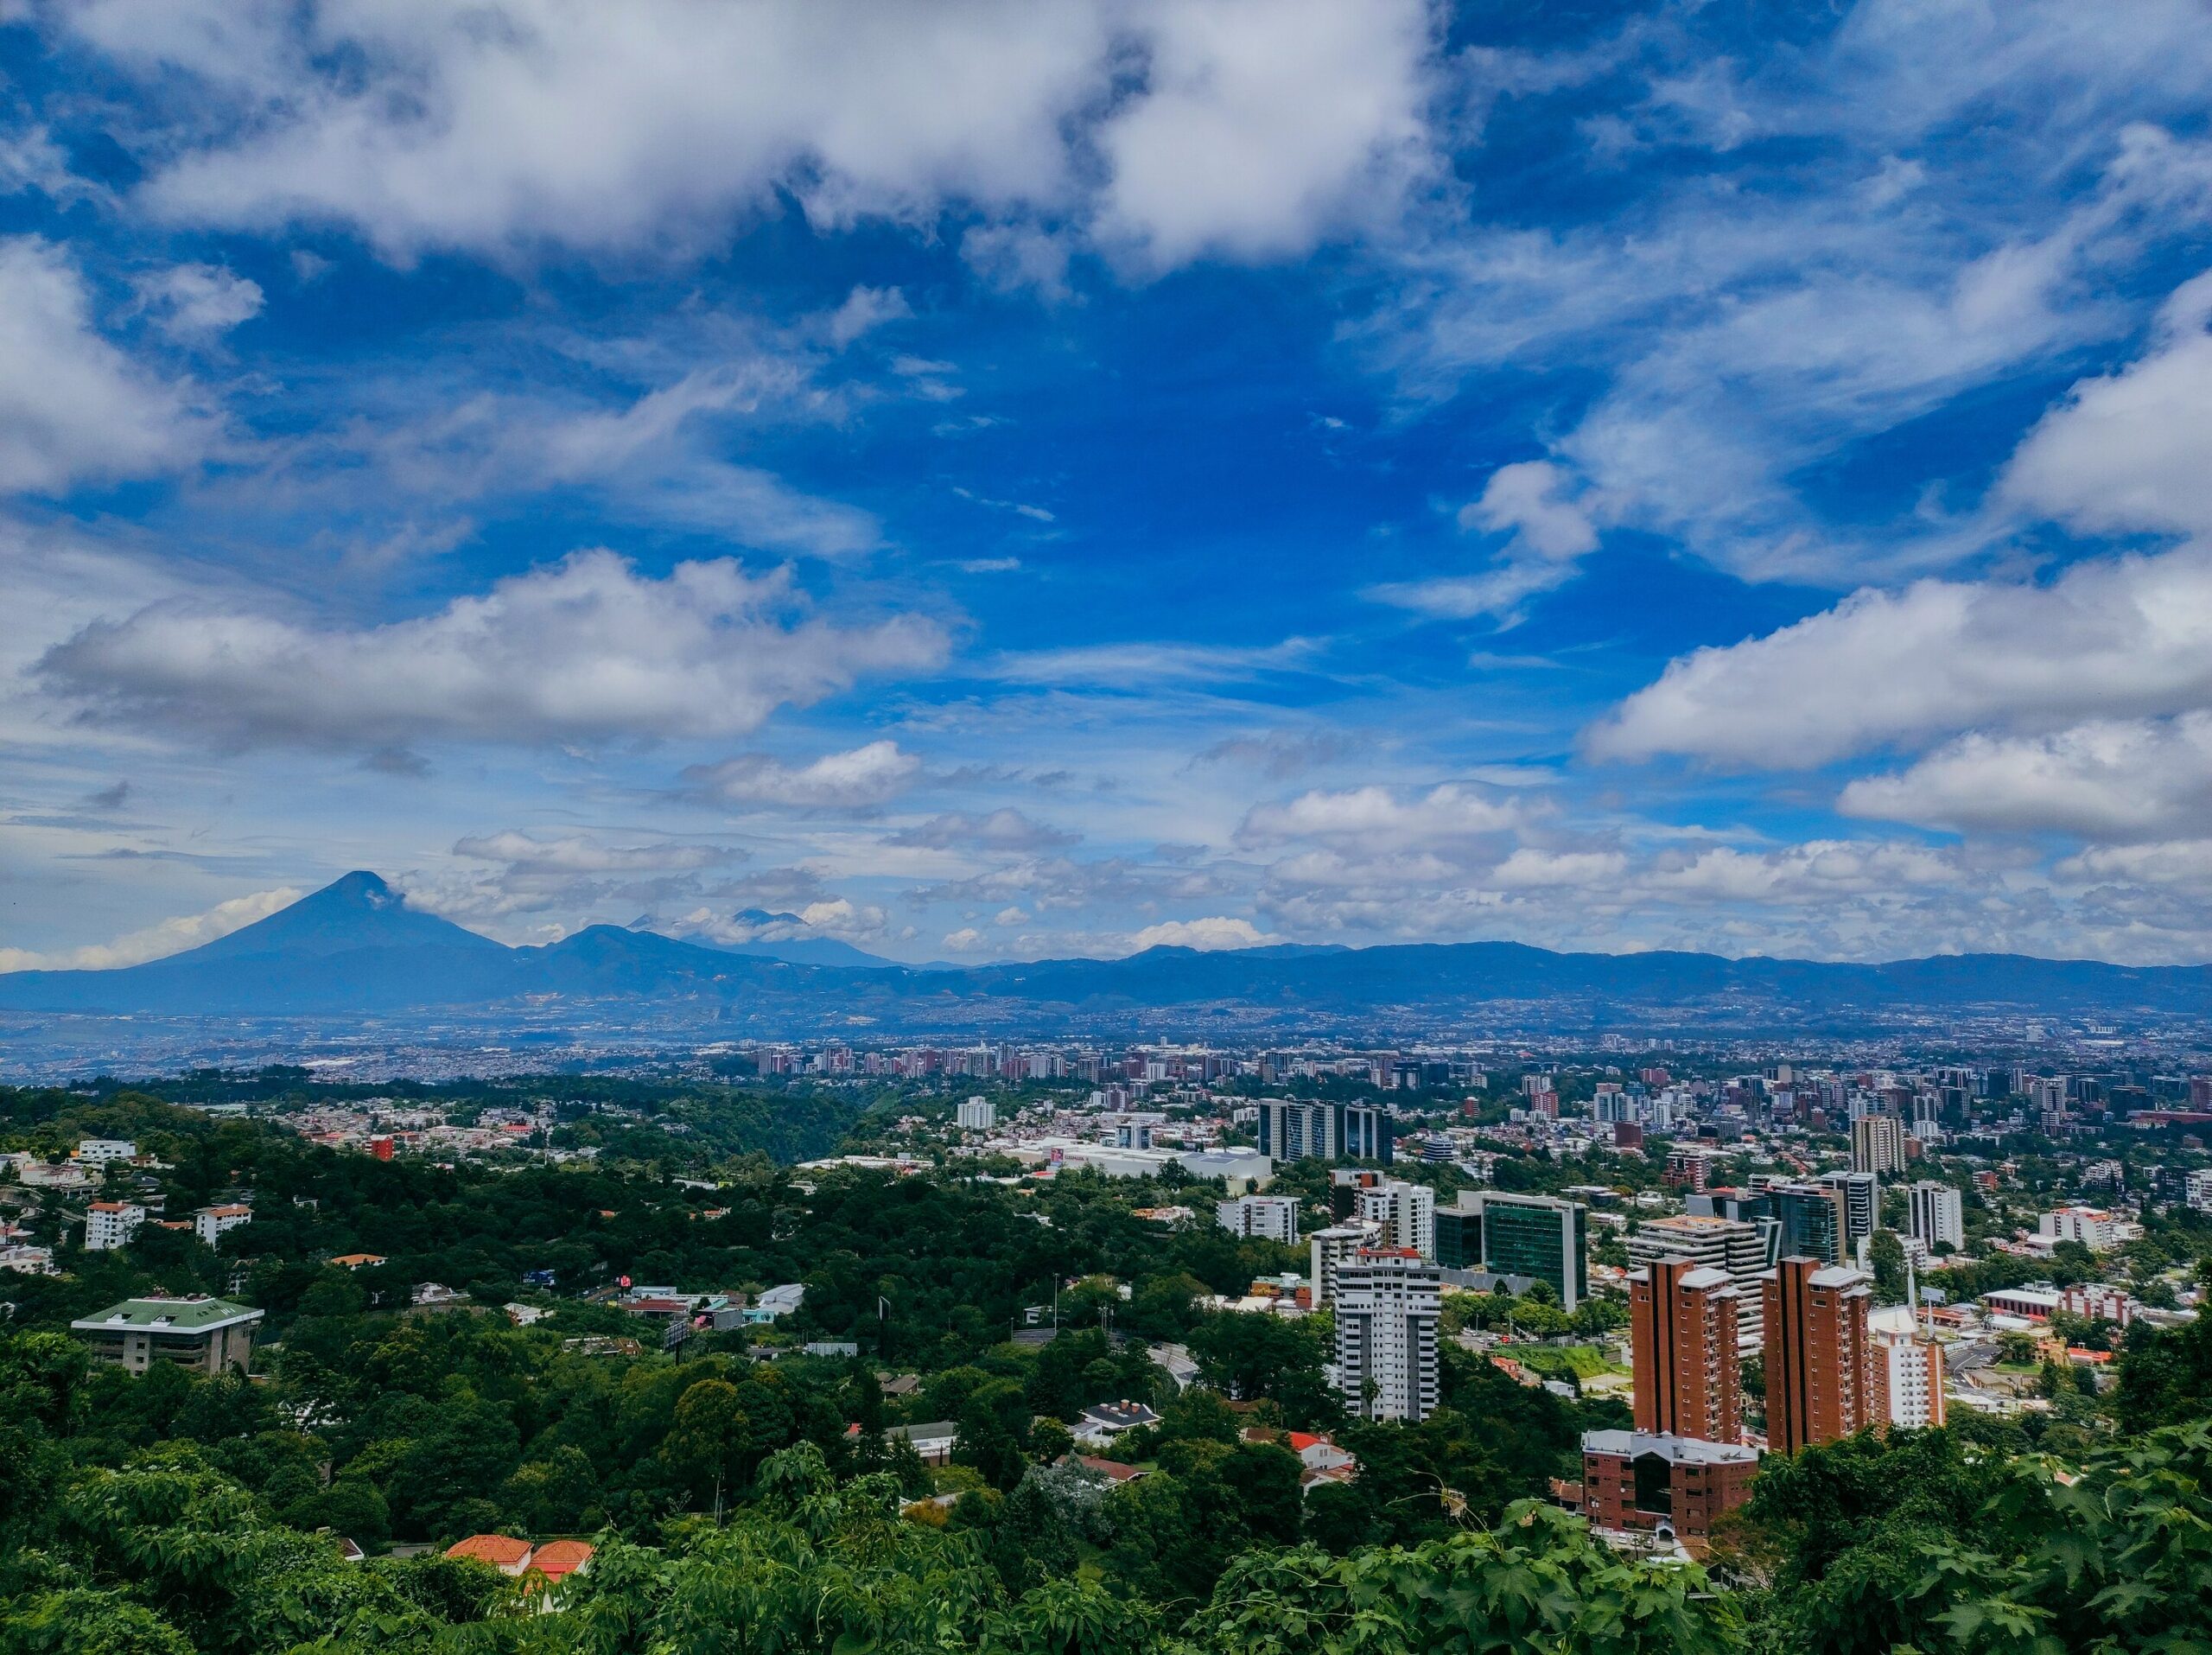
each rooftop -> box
[70,1296,263,1333]
[1583,1429,1758,1466]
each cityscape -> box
[6,2,2212,1652]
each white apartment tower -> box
[1906,1181,1965,1252]
[956,1097,997,1132]
[1356,1179,1436,1261]
[1308,1222,1382,1307]
[1217,1194,1300,1244]
[1332,1249,1442,1423]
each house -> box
[84,1201,146,1251]
[527,1540,594,1583]
[194,1204,253,1248]
[329,1253,386,1270]
[886,1421,958,1466]
[73,1138,137,1165]
[880,1373,923,1398]
[70,1295,263,1376]
[1074,1454,1147,1484]
[446,1535,535,1575]
[412,1282,467,1308]
[505,1303,550,1327]
[1241,1426,1358,1490]
[1074,1400,1160,1448]
[0,1244,56,1276]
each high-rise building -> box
[1763,1258,1878,1456]
[1630,1257,1742,1443]
[1332,1249,1441,1422]
[1625,1215,1774,1354]
[1766,1181,1844,1264]
[1217,1194,1300,1244]
[956,1096,997,1132]
[1356,1179,1435,1260]
[1308,1222,1382,1306]
[1474,1193,1588,1311]
[1851,1114,1909,1176]
[1873,1325,1946,1429]
[1906,1181,1965,1251]
[1257,1100,1392,1165]
[1819,1173,1880,1255]
[1434,1191,1482,1270]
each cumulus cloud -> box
[817,284,912,347]
[1839,714,2212,840]
[891,809,1079,852]
[130,262,265,338]
[1588,545,2212,767]
[1124,915,1276,951]
[1239,784,1529,848]
[683,741,922,809]
[454,832,741,875]
[38,550,947,749]
[0,237,211,493]
[1093,0,1437,270]
[0,885,300,973]
[2000,269,2212,537]
[73,0,1440,275]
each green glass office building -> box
[1478,1194,1587,1310]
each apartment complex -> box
[1763,1258,1878,1456]
[1625,1213,1776,1354]
[1331,1248,1441,1423]
[1217,1194,1300,1244]
[1629,1257,1742,1442]
[1850,1113,1910,1176]
[1256,1099,1393,1164]
[84,1200,146,1251]
[1907,1181,1965,1251]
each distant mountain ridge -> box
[1,871,2206,1028]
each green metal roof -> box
[71,1296,261,1331]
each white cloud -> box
[0,886,299,973]
[2000,269,2212,537]
[2057,838,2212,892]
[453,832,739,875]
[683,741,922,809]
[1094,0,1437,270]
[0,237,210,493]
[131,262,265,338]
[942,926,987,952]
[1369,459,1599,620]
[74,0,1442,276]
[982,636,1319,686]
[1588,545,2212,767]
[1839,714,2212,840]
[1124,914,1275,952]
[1239,783,1529,848]
[818,284,912,347]
[39,549,947,748]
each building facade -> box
[1625,1214,1774,1354]
[1355,1179,1435,1260]
[70,1296,263,1376]
[1476,1193,1588,1311]
[1763,1258,1878,1456]
[84,1200,146,1251]
[1217,1194,1300,1244]
[1906,1181,1965,1251]
[1579,1429,1758,1551]
[1332,1249,1441,1423]
[1851,1114,1910,1176]
[1630,1257,1742,1442]
[956,1097,997,1131]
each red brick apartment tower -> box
[1764,1257,1877,1455]
[1630,1257,1742,1442]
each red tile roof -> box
[529,1539,594,1579]
[446,1534,532,1568]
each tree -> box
[660,1378,753,1512]
[1866,1230,1907,1304]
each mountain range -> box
[1,871,2206,1032]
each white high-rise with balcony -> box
[1332,1249,1441,1422]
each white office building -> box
[1355,1178,1436,1261]
[84,1201,146,1251]
[1332,1249,1441,1423]
[2037,1206,2142,1251]
[956,1097,997,1132]
[74,1138,138,1166]
[1906,1181,1965,1252]
[1217,1194,1300,1244]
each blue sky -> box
[4,0,2212,971]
